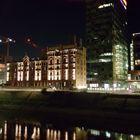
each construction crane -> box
[0,36,15,63]
[25,37,38,49]
[25,37,47,58]
[0,37,15,85]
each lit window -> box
[135,60,140,66]
[17,71,23,81]
[7,72,9,81]
[98,3,113,9]
[17,72,20,81]
[26,71,29,81]
[21,71,23,81]
[128,74,131,80]
[35,71,38,81]
[65,70,68,80]
[39,71,41,81]
[72,69,75,80]
[7,67,10,71]
[65,64,68,68]
[99,59,112,63]
[63,58,68,63]
[89,83,99,88]
[72,64,75,67]
[100,53,113,57]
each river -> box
[0,119,139,140]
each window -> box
[50,59,53,65]
[57,59,60,64]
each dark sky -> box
[0,0,85,58]
[128,0,140,34]
[0,0,139,59]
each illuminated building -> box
[47,44,86,89]
[130,33,140,71]
[6,55,48,87]
[0,63,6,85]
[85,0,128,88]
[128,33,140,89]
[6,44,87,89]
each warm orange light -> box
[120,0,127,9]
[123,0,127,6]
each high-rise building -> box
[85,0,128,89]
[130,33,140,71]
[128,33,140,89]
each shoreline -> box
[0,90,140,134]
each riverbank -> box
[0,90,140,134]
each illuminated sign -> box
[120,0,127,9]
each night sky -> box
[0,0,139,59]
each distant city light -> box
[98,3,113,9]
[27,38,31,42]
[8,38,12,42]
[106,131,111,138]
[100,53,113,57]
[0,37,15,43]
[133,33,140,36]
[120,0,127,10]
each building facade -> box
[128,33,140,89]
[6,44,87,89]
[47,44,86,89]
[0,63,6,85]
[130,33,140,71]
[6,55,48,87]
[85,0,128,89]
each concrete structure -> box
[85,0,128,89]
[6,44,87,89]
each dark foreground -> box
[0,90,140,134]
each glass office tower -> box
[85,0,128,88]
[130,33,140,71]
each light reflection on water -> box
[0,120,140,140]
